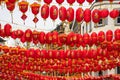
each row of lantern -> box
[0,49,120,74]
[1,23,120,47]
[6,0,115,6]
[5,0,120,25]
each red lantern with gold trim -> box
[67,0,75,5]
[56,0,64,5]
[4,24,12,37]
[20,34,26,43]
[24,29,32,42]
[44,0,52,5]
[84,8,91,23]
[38,32,46,44]
[77,0,85,5]
[46,32,52,44]
[110,9,119,19]
[106,30,113,42]
[91,32,97,45]
[32,30,39,41]
[92,9,100,24]
[98,31,105,43]
[76,34,83,47]
[86,0,94,4]
[59,6,67,22]
[50,5,58,21]
[52,31,58,45]
[76,8,84,23]
[83,33,90,45]
[58,33,67,45]
[18,1,29,24]
[67,7,74,22]
[100,9,109,19]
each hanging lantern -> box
[98,31,105,43]
[76,8,84,23]
[76,34,83,47]
[38,32,46,45]
[52,31,58,45]
[84,8,91,23]
[100,9,109,19]
[67,7,74,23]
[110,9,119,19]
[50,5,58,26]
[114,29,120,41]
[67,0,75,5]
[46,32,52,44]
[66,32,74,46]
[18,1,29,25]
[4,24,12,37]
[106,30,113,42]
[56,0,64,5]
[83,33,90,45]
[86,0,94,4]
[58,33,67,45]
[24,29,32,42]
[16,29,24,38]
[6,1,15,23]
[92,9,100,24]
[20,34,26,43]
[59,6,67,22]
[41,4,49,25]
[32,30,39,44]
[30,2,40,28]
[91,32,97,45]
[44,0,52,5]
[11,30,17,39]
[77,0,85,5]
[8,0,16,3]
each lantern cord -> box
[35,23,37,28]
[23,20,25,25]
[44,19,46,27]
[11,12,13,23]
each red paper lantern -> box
[38,32,46,44]
[4,24,12,37]
[59,6,67,22]
[6,1,15,12]
[86,0,94,4]
[98,31,105,43]
[114,29,120,41]
[30,2,40,15]
[67,0,75,5]
[58,33,67,44]
[100,9,109,19]
[16,30,24,38]
[76,8,84,23]
[66,32,74,45]
[106,30,113,41]
[76,34,83,47]
[84,9,91,23]
[32,30,39,41]
[91,32,97,45]
[77,0,85,5]
[50,5,58,21]
[41,4,49,20]
[11,31,17,39]
[18,1,29,13]
[83,33,90,45]
[44,0,52,5]
[56,0,64,5]
[8,0,16,3]
[110,9,119,19]
[52,31,58,45]
[20,34,26,43]
[67,7,74,22]
[46,32,52,44]
[92,9,100,23]
[24,29,32,42]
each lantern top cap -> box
[30,2,40,7]
[18,1,29,5]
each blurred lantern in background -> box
[18,0,29,25]
[30,2,40,28]
[41,4,49,26]
[4,24,12,37]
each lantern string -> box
[11,12,13,23]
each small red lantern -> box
[110,9,119,19]
[59,6,67,22]
[20,34,26,43]
[16,29,24,38]
[46,32,52,44]
[76,8,84,23]
[66,32,74,45]
[4,24,12,37]
[76,34,83,47]
[18,1,29,24]
[56,0,64,5]
[98,31,105,43]
[86,0,94,4]
[92,9,100,24]
[106,30,113,42]
[32,30,39,41]
[114,29,120,41]
[67,0,75,5]
[50,5,58,21]
[58,33,67,44]
[100,9,109,19]
[44,0,52,5]
[24,29,32,42]
[67,7,74,22]
[77,0,85,5]
[52,31,58,45]
[83,33,90,45]
[84,8,91,23]
[38,32,46,44]
[91,32,97,45]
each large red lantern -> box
[50,5,58,21]
[76,8,84,23]
[18,1,29,24]
[44,0,52,5]
[59,6,67,22]
[41,4,49,25]
[16,29,24,38]
[106,30,113,42]
[67,7,74,22]
[77,0,85,5]
[84,8,91,23]
[24,29,32,42]
[91,32,97,45]
[67,0,75,5]
[114,29,120,41]
[100,9,109,19]
[98,31,105,43]
[92,9,100,24]
[38,32,46,45]
[86,0,94,4]
[30,2,40,27]
[56,0,64,5]
[110,9,119,19]
[4,24,12,37]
